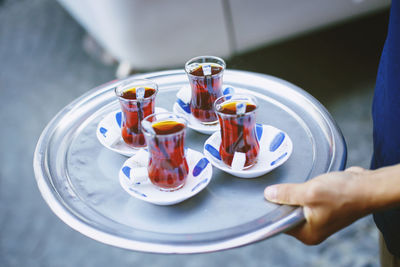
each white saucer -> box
[203,124,293,178]
[119,148,213,205]
[173,85,235,135]
[96,107,167,157]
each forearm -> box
[360,164,400,213]
[350,164,400,215]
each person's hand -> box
[264,166,371,245]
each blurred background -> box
[0,0,391,266]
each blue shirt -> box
[371,0,400,257]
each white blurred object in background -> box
[57,0,390,73]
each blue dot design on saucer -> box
[223,87,234,95]
[115,112,122,128]
[177,98,191,114]
[191,178,209,192]
[122,166,142,185]
[205,144,221,160]
[192,158,209,177]
[129,188,147,198]
[223,87,235,100]
[190,157,211,192]
[123,165,146,197]
[256,123,263,141]
[271,152,288,166]
[270,132,285,152]
[122,166,131,179]
[99,127,107,138]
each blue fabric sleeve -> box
[371,0,400,257]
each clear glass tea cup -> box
[185,55,226,124]
[141,112,189,191]
[214,94,260,170]
[115,78,158,148]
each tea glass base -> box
[222,160,258,171]
[125,143,146,150]
[156,182,186,192]
[197,119,218,126]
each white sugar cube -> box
[231,151,246,171]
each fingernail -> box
[264,186,277,201]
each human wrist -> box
[363,165,400,212]
[344,169,375,216]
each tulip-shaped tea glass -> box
[185,55,226,124]
[142,112,189,191]
[214,94,260,170]
[115,78,158,148]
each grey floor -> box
[0,0,389,266]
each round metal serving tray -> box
[33,70,346,254]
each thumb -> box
[264,183,305,205]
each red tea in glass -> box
[215,94,260,169]
[115,79,158,148]
[185,56,225,124]
[142,113,188,191]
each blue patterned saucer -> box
[203,124,293,178]
[96,107,167,157]
[119,148,213,205]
